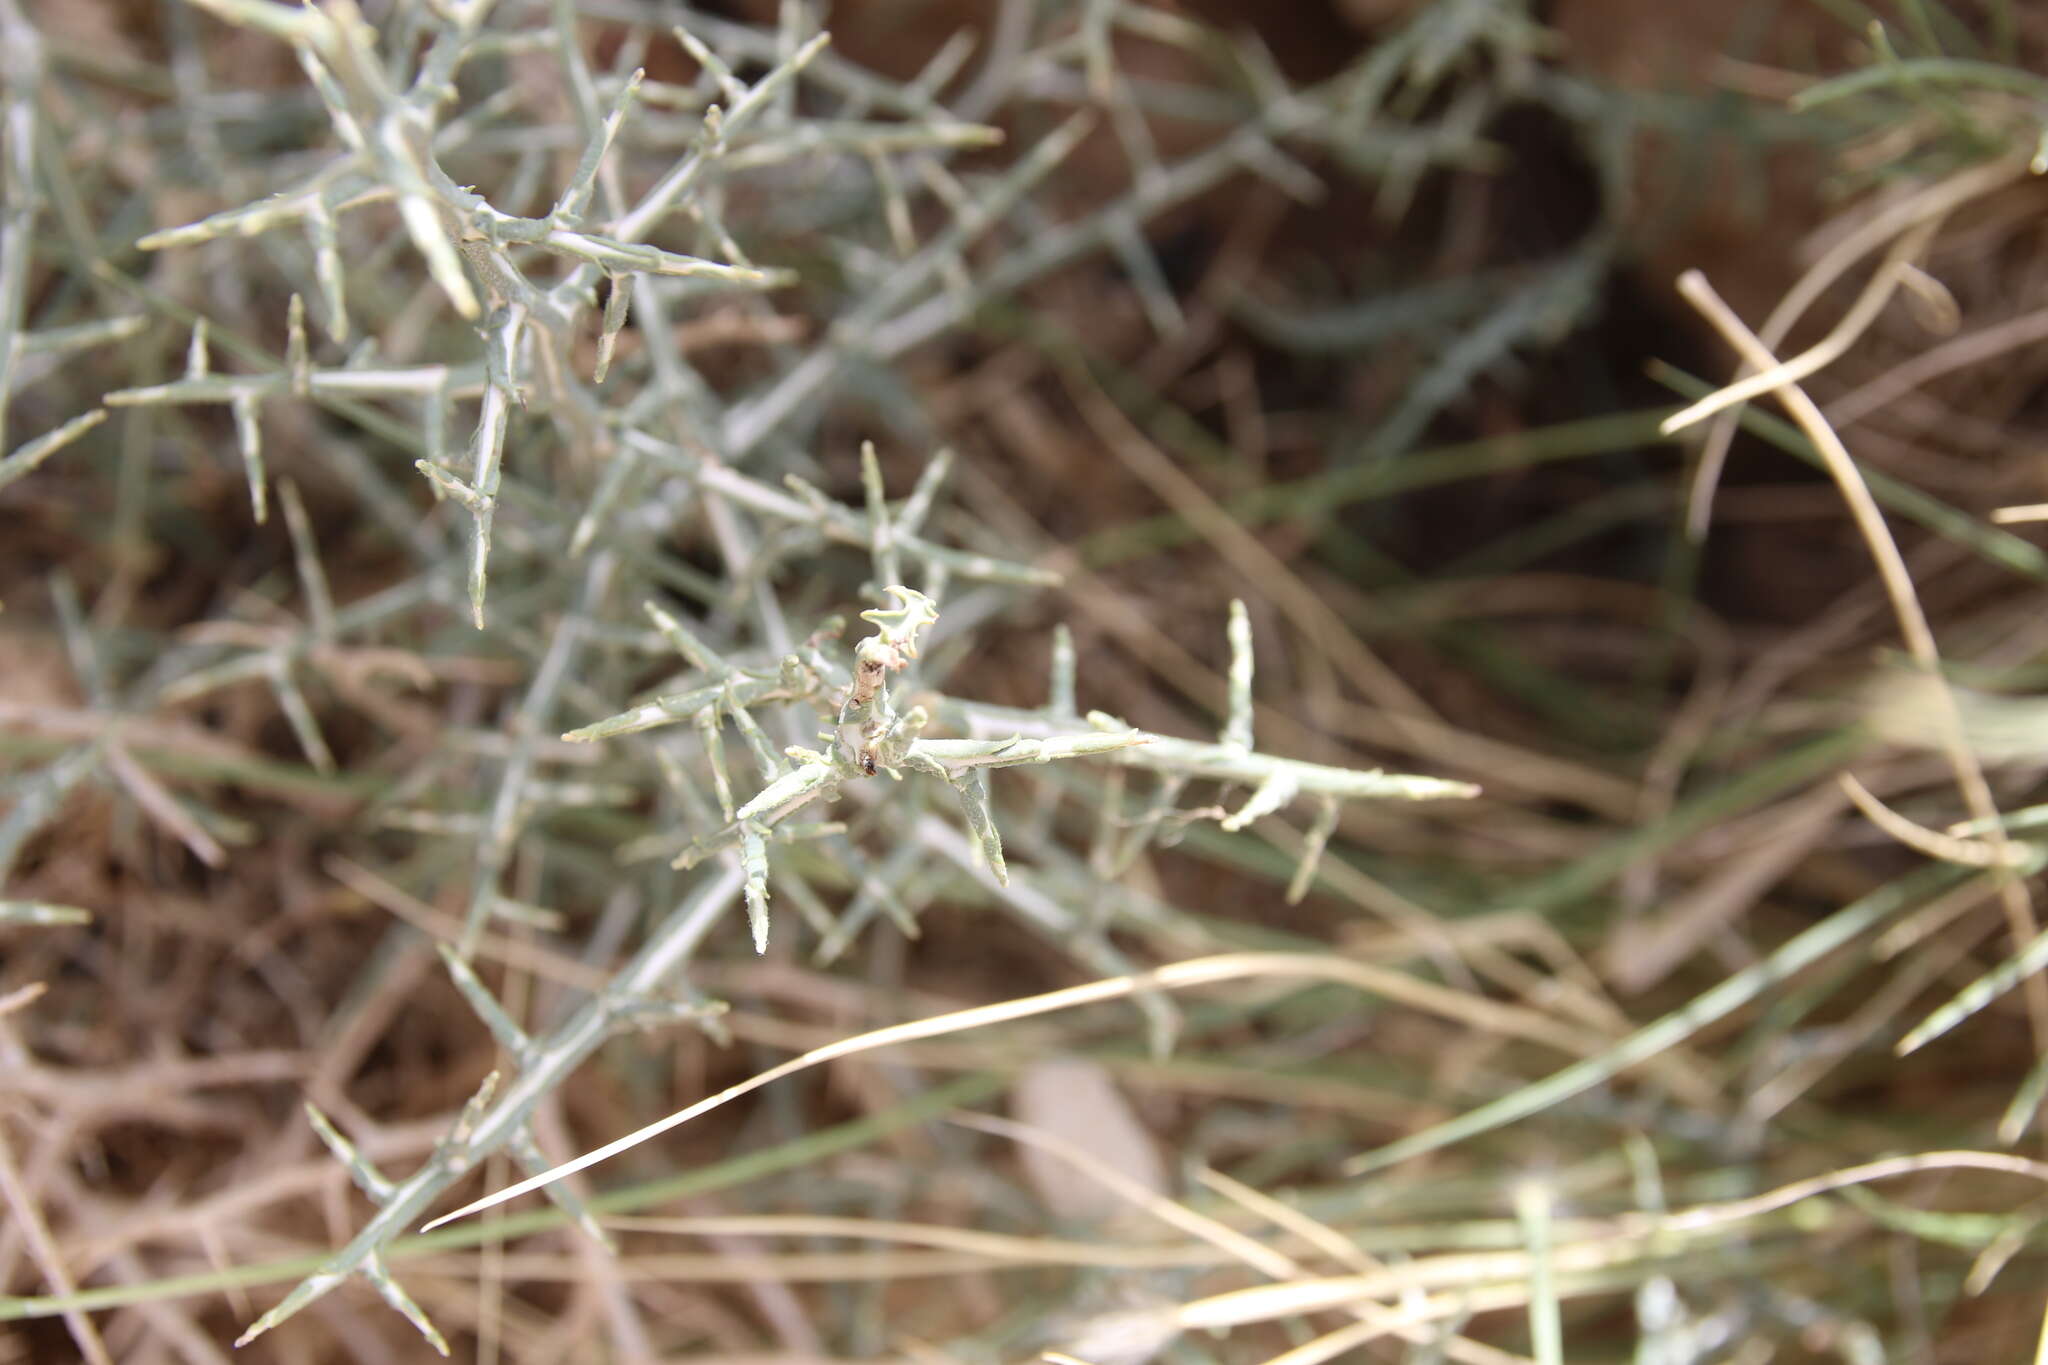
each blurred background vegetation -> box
[6,0,2048,1360]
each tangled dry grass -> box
[8,1,2048,1361]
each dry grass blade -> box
[0,981,49,1016]
[0,1124,113,1365]
[961,1113,1529,1365]
[1839,771,2030,868]
[101,740,227,868]
[1680,155,2029,540]
[1673,264,2048,1053]
[1060,362,1434,722]
[423,952,1607,1231]
[1826,302,2048,428]
[1182,1150,2048,1333]
[1662,223,1944,437]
